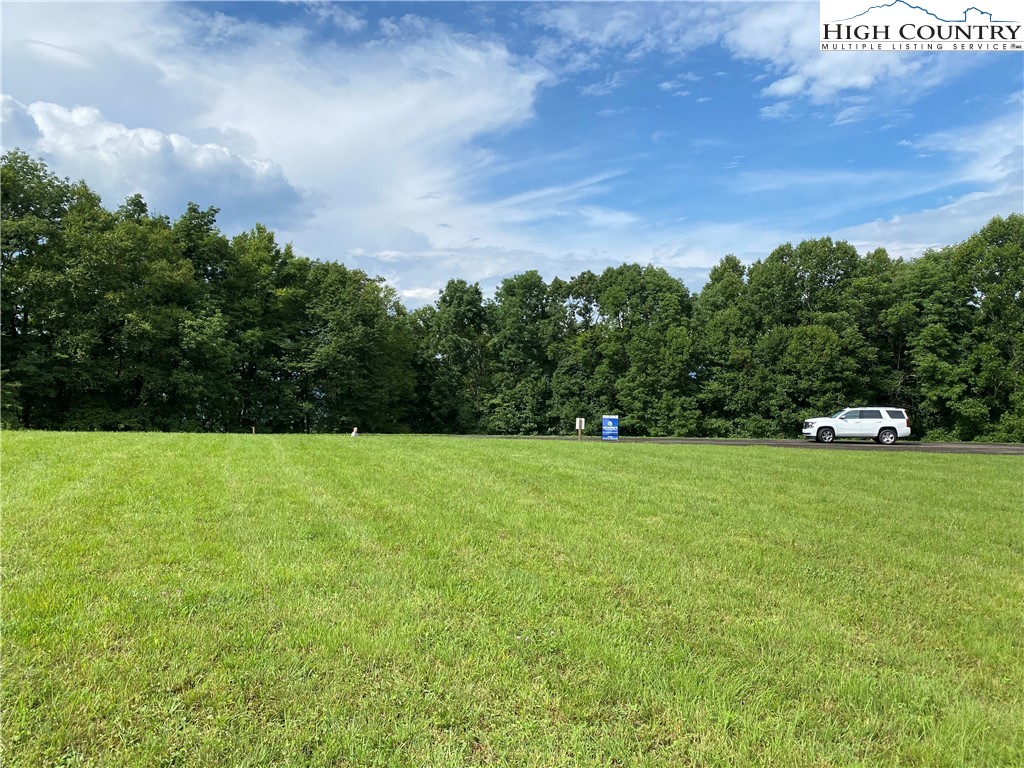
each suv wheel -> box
[817,427,835,443]
[878,428,897,445]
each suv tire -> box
[817,427,835,443]
[878,428,897,445]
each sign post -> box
[575,417,585,441]
[601,414,619,441]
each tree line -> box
[3,150,1022,440]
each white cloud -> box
[580,70,632,96]
[21,39,95,70]
[484,172,625,220]
[304,2,366,33]
[3,96,302,226]
[762,74,806,99]
[530,3,730,72]
[837,189,1023,261]
[650,221,805,270]
[832,106,869,125]
[533,2,977,126]
[1,94,42,145]
[1,1,558,280]
[578,205,638,228]
[651,130,679,143]
[722,3,982,119]
[658,72,701,94]
[534,5,657,49]
[836,111,1024,258]
[912,112,1023,188]
[760,101,794,121]
[720,105,1021,245]
[399,286,442,301]
[724,3,902,103]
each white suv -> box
[802,407,911,445]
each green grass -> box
[3,432,1023,767]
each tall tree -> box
[907,214,1024,440]
[486,271,556,434]
[223,225,312,432]
[692,255,756,436]
[548,271,606,433]
[595,265,695,436]
[413,279,490,433]
[1,150,74,427]
[304,262,414,432]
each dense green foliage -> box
[5,432,1023,766]
[3,150,1022,439]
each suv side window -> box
[886,409,905,419]
[861,410,882,419]
[843,410,860,419]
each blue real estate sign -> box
[601,414,619,441]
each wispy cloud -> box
[578,205,638,228]
[657,71,701,94]
[530,3,729,74]
[487,171,627,220]
[304,1,366,33]
[722,3,983,121]
[833,106,869,125]
[580,70,633,96]
[760,101,794,121]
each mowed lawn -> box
[3,433,1023,767]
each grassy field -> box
[2,432,1023,767]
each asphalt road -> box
[620,437,1024,455]
[486,435,1024,455]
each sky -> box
[2,1,1022,306]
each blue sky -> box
[2,1,1021,305]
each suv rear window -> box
[860,410,882,419]
[886,409,906,419]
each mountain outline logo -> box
[828,1,1018,23]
